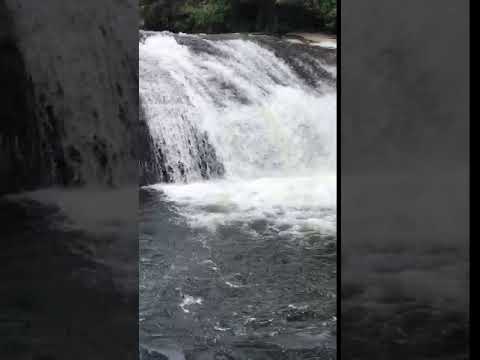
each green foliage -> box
[139,0,167,30]
[139,0,156,25]
[317,0,337,32]
[139,0,337,34]
[183,0,232,32]
[303,0,337,32]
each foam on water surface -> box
[147,173,336,237]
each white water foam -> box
[148,173,336,237]
[179,295,203,313]
[313,41,337,49]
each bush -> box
[139,0,337,34]
[317,0,337,32]
[303,0,336,32]
[183,0,232,33]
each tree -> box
[303,0,337,32]
[183,0,232,33]
[139,0,337,34]
[255,0,278,33]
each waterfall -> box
[139,31,336,236]
[139,31,336,183]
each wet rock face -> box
[138,103,166,185]
[1,0,138,194]
[138,103,225,186]
[254,35,336,88]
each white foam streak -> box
[148,173,336,236]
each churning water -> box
[140,31,336,359]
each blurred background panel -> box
[0,1,139,359]
[341,0,469,359]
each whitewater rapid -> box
[140,31,336,235]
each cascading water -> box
[140,31,335,182]
[140,31,337,359]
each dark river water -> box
[140,186,337,360]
